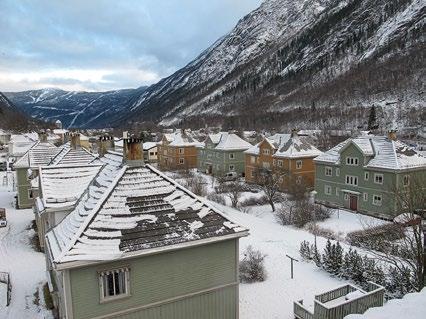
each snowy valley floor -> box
[0,170,390,319]
[0,173,52,319]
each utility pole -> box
[286,254,299,279]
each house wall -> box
[158,143,198,170]
[68,239,239,319]
[198,147,246,177]
[16,167,33,209]
[313,143,416,219]
[244,140,275,184]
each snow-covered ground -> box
[0,172,53,319]
[346,287,426,319]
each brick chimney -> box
[98,134,115,157]
[291,128,299,138]
[123,133,144,166]
[64,131,70,143]
[70,132,81,150]
[38,131,48,143]
[388,129,397,141]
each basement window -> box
[99,268,130,302]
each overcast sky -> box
[0,0,262,92]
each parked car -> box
[0,208,6,227]
[224,171,238,181]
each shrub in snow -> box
[206,193,226,206]
[299,240,312,260]
[276,199,331,228]
[181,174,207,197]
[239,246,267,283]
[239,195,269,207]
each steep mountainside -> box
[124,0,425,129]
[5,87,147,129]
[0,92,43,131]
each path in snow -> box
[0,173,52,319]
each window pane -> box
[107,273,114,296]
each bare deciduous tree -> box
[254,167,288,212]
[217,178,245,208]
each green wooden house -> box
[314,132,426,219]
[197,132,252,177]
[14,138,59,209]
[45,137,248,319]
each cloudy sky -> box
[0,0,262,92]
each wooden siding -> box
[158,144,198,170]
[69,239,238,319]
[16,167,33,208]
[110,285,237,319]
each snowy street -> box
[0,173,52,319]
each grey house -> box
[197,132,252,177]
[314,132,426,219]
[45,137,248,319]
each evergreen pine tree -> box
[323,239,333,272]
[313,244,322,268]
[299,241,312,260]
[367,105,378,130]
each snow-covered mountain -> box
[123,0,425,129]
[5,87,147,129]
[0,92,43,131]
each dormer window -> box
[346,157,359,166]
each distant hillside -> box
[0,92,44,132]
[122,0,425,130]
[5,86,147,129]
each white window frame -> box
[250,156,256,164]
[344,194,349,200]
[179,158,185,165]
[363,193,368,202]
[364,172,369,181]
[325,166,333,177]
[336,168,340,176]
[178,148,184,154]
[251,170,255,178]
[335,188,339,196]
[374,173,383,185]
[372,194,382,206]
[229,165,235,171]
[262,148,270,155]
[346,157,359,166]
[229,153,235,160]
[296,176,302,185]
[345,175,358,186]
[296,160,302,169]
[403,175,410,187]
[324,185,332,195]
[28,189,34,199]
[278,160,283,167]
[99,268,130,302]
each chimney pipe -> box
[38,131,48,143]
[291,129,299,138]
[70,132,81,150]
[388,130,397,141]
[98,134,115,157]
[123,134,144,167]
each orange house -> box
[157,130,202,171]
[245,131,322,191]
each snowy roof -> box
[14,141,59,168]
[346,288,426,319]
[49,144,98,166]
[214,133,252,151]
[208,133,224,144]
[143,142,157,150]
[46,161,248,267]
[245,133,291,155]
[274,135,322,159]
[162,131,202,147]
[315,135,426,170]
[39,164,103,211]
[53,129,68,135]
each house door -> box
[349,195,358,211]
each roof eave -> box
[52,230,249,271]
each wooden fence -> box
[0,271,11,307]
[294,282,385,319]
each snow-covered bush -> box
[239,195,269,207]
[239,246,267,283]
[206,193,226,206]
[181,174,207,197]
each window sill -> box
[100,293,131,304]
